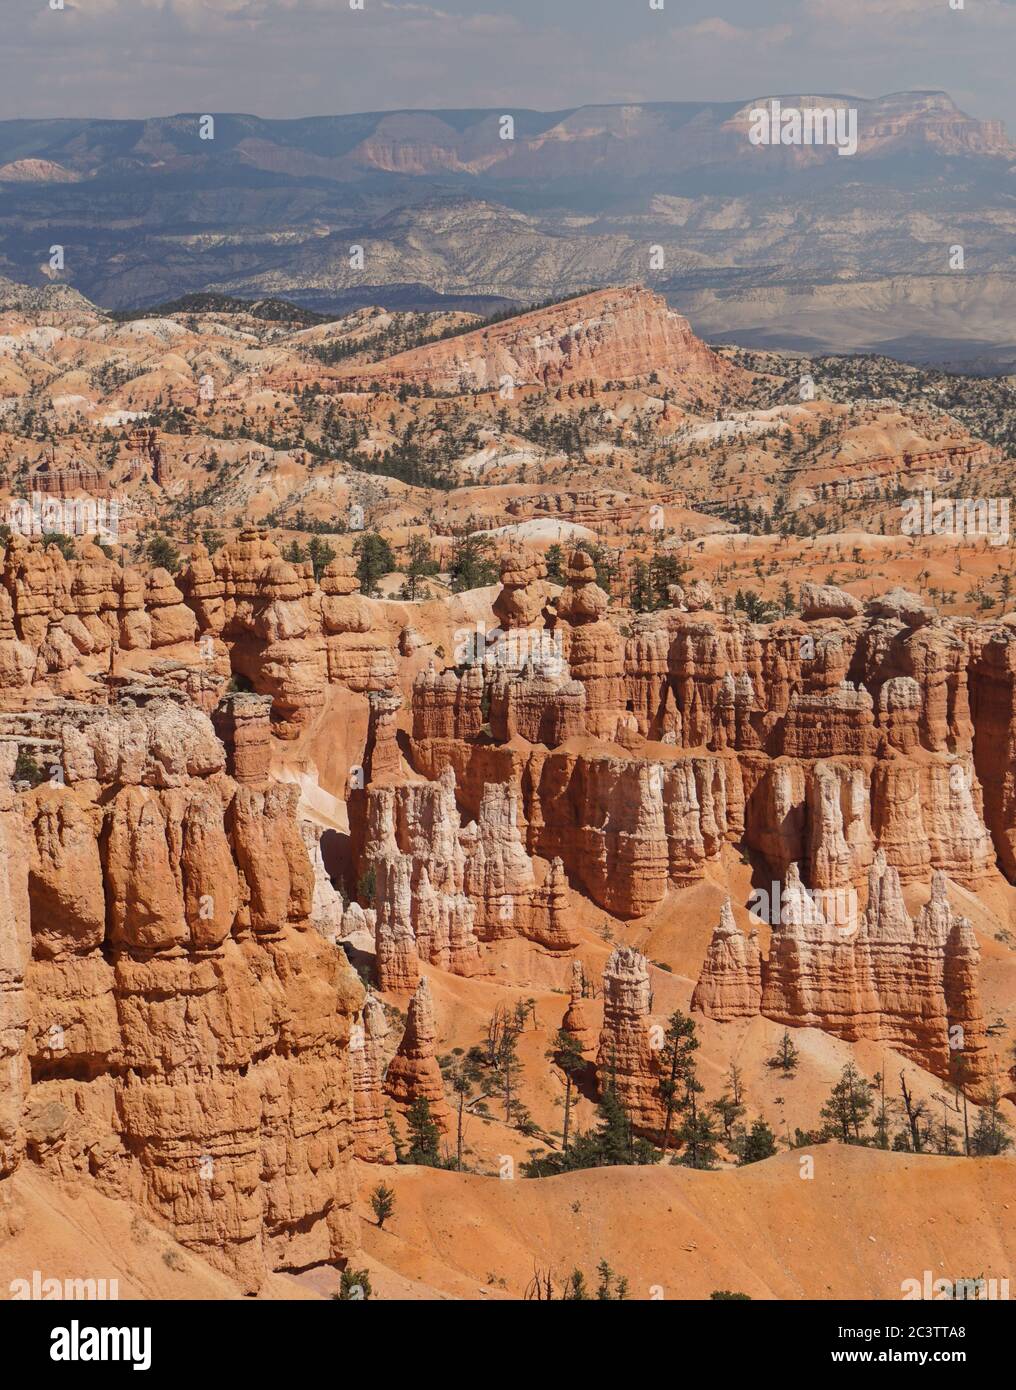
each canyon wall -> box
[6,697,364,1292]
[4,538,1015,1113]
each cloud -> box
[3,0,1014,132]
[686,17,792,46]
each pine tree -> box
[629,559,653,613]
[369,1182,395,1229]
[767,1029,800,1076]
[658,1010,700,1159]
[595,1260,629,1301]
[970,1082,1013,1157]
[334,1268,372,1301]
[405,1098,441,1166]
[711,1091,746,1144]
[307,535,335,581]
[820,1063,874,1144]
[548,1029,587,1155]
[738,1118,777,1165]
[401,533,439,600]
[561,1270,589,1301]
[675,1100,722,1167]
[449,1052,483,1170]
[353,531,395,595]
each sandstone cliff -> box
[8,698,364,1292]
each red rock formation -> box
[756,855,990,1097]
[146,567,197,648]
[373,854,422,992]
[595,946,663,1135]
[366,771,480,985]
[350,994,396,1164]
[176,533,400,738]
[561,959,597,1056]
[491,551,551,634]
[362,761,580,967]
[355,286,744,399]
[14,699,364,1292]
[528,856,580,951]
[319,554,399,694]
[384,976,451,1135]
[969,626,1016,879]
[364,688,403,784]
[211,691,273,785]
[301,820,346,943]
[550,550,625,740]
[530,749,742,918]
[691,900,763,1021]
[800,582,864,621]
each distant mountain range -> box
[1,92,1013,366]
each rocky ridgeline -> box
[352,286,746,400]
[0,528,397,737]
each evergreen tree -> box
[675,1102,721,1170]
[449,534,498,592]
[767,1030,800,1076]
[353,531,396,595]
[649,555,689,609]
[369,1182,395,1229]
[334,1268,373,1301]
[449,1053,484,1170]
[711,1091,746,1144]
[595,1260,629,1301]
[524,1083,655,1175]
[400,533,439,600]
[145,532,180,573]
[545,544,565,582]
[970,1082,1013,1157]
[561,1269,589,1301]
[307,535,336,581]
[548,1029,587,1156]
[404,1097,442,1166]
[871,1070,894,1151]
[820,1063,874,1144]
[658,1010,700,1159]
[738,1118,778,1165]
[629,559,653,613]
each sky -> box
[2,0,1014,132]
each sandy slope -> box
[351,1148,1016,1301]
[0,1169,316,1301]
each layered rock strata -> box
[350,994,397,1163]
[12,699,364,1292]
[692,856,990,1096]
[689,900,763,1021]
[595,947,664,1135]
[383,976,451,1134]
